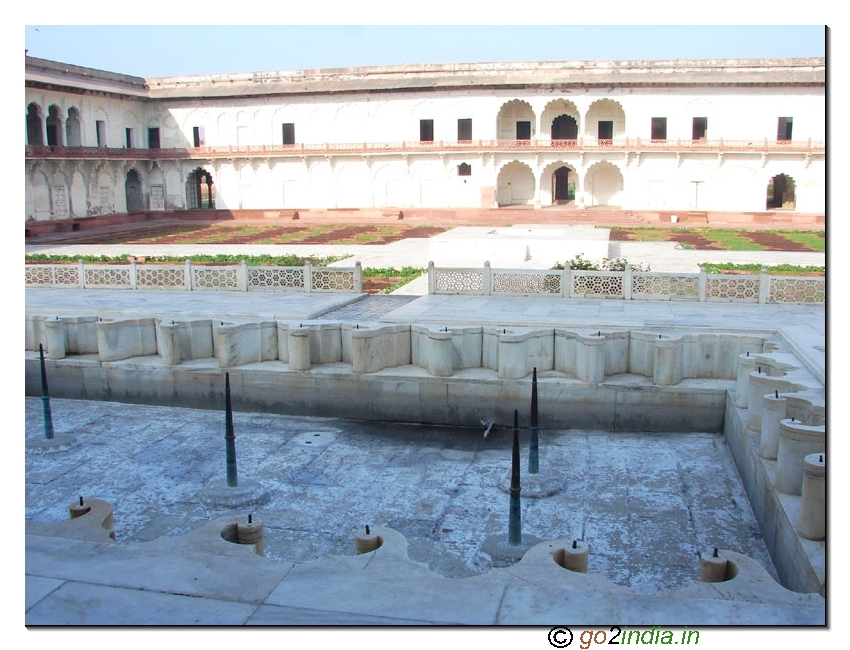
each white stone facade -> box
[25,56,825,222]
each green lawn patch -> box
[699,262,824,275]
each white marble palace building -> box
[25,55,825,225]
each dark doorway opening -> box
[187,168,215,210]
[516,121,531,140]
[766,174,796,210]
[420,119,434,142]
[552,166,576,203]
[125,169,144,213]
[27,103,44,146]
[552,115,578,140]
[46,105,63,147]
[692,117,708,141]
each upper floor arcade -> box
[25,55,825,164]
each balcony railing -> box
[25,138,825,161]
[429,262,825,304]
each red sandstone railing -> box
[25,138,825,160]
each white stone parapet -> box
[217,321,277,368]
[27,313,786,387]
[96,317,158,362]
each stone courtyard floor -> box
[26,396,776,595]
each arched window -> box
[26,103,43,145]
[66,107,82,147]
[46,105,63,147]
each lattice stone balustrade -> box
[25,260,361,293]
[249,267,305,290]
[434,269,484,294]
[193,267,240,290]
[492,271,562,295]
[83,266,132,288]
[706,276,761,302]
[632,274,700,300]
[428,264,823,304]
[312,269,357,292]
[571,272,625,298]
[137,266,186,289]
[769,277,826,304]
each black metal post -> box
[225,372,238,487]
[509,408,522,546]
[39,343,54,440]
[528,367,539,474]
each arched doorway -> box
[497,161,535,206]
[186,168,215,209]
[66,107,82,147]
[26,103,44,146]
[551,115,578,141]
[496,100,535,141]
[125,169,144,213]
[766,174,796,210]
[585,99,626,142]
[585,162,624,207]
[552,166,576,204]
[46,105,63,147]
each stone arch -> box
[585,99,626,141]
[95,166,115,215]
[46,104,63,147]
[497,100,536,140]
[65,107,82,147]
[182,109,207,140]
[497,160,535,206]
[585,161,624,207]
[69,169,87,218]
[50,169,70,218]
[147,164,165,212]
[122,110,143,147]
[767,173,796,210]
[26,102,44,145]
[542,163,578,205]
[373,160,407,207]
[30,169,51,220]
[186,167,215,210]
[235,110,254,147]
[125,168,144,213]
[541,99,580,141]
[93,108,109,147]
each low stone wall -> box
[723,393,825,595]
[723,350,825,595]
[25,353,730,432]
[26,314,770,387]
[25,260,362,293]
[430,263,825,304]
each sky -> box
[19,16,829,79]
